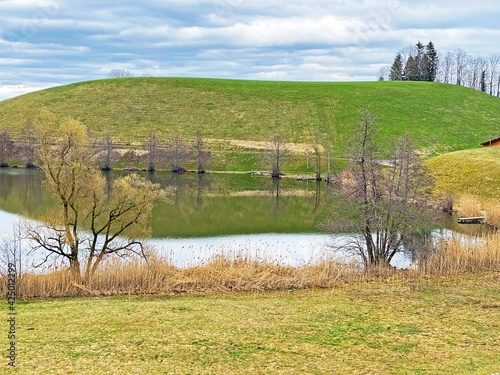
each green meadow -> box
[1,78,499,158]
[428,147,500,199]
[5,272,500,374]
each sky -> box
[0,0,499,101]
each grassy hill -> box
[1,78,500,157]
[428,147,500,199]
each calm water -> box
[0,169,479,269]
[0,168,326,237]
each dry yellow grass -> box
[484,200,500,228]
[3,230,500,298]
[421,231,500,275]
[6,256,365,298]
[457,194,483,217]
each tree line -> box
[0,124,334,180]
[381,41,500,97]
[0,123,212,173]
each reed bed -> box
[421,231,500,275]
[457,194,483,217]
[3,255,366,298]
[484,200,500,228]
[3,231,500,298]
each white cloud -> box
[0,83,58,101]
[0,1,499,101]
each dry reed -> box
[457,194,482,217]
[3,232,500,298]
[484,200,500,228]
[422,231,500,275]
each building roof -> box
[480,137,500,146]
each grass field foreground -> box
[3,271,500,374]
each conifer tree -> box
[389,53,404,81]
[425,41,438,82]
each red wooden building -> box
[480,138,500,147]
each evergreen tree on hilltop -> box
[415,41,427,81]
[389,53,404,81]
[404,56,418,81]
[425,41,439,82]
[400,41,438,82]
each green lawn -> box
[427,147,500,199]
[1,78,500,158]
[4,272,500,374]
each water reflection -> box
[0,169,485,240]
[0,169,326,238]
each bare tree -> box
[263,135,289,178]
[0,129,14,167]
[95,135,119,170]
[326,110,435,268]
[192,132,211,173]
[311,132,323,181]
[22,120,38,168]
[497,75,500,98]
[108,69,133,78]
[377,65,389,81]
[165,135,191,173]
[469,56,482,90]
[0,221,26,295]
[455,49,468,86]
[442,51,454,84]
[489,54,500,96]
[143,133,159,172]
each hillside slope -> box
[0,78,499,155]
[427,147,500,198]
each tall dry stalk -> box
[457,194,482,217]
[424,232,500,275]
[3,233,500,298]
[484,200,500,228]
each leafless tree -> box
[469,56,480,90]
[399,44,417,69]
[442,51,454,84]
[489,54,500,95]
[165,135,191,173]
[143,133,159,172]
[455,49,468,86]
[108,69,133,78]
[0,129,14,167]
[326,110,435,269]
[311,132,323,181]
[263,135,289,178]
[192,132,211,173]
[26,117,169,281]
[377,65,389,81]
[95,135,119,170]
[22,120,38,168]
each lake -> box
[0,169,478,269]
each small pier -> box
[458,216,485,224]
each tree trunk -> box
[69,258,82,283]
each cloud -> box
[0,1,499,101]
[0,83,58,101]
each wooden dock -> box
[458,216,485,224]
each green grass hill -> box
[427,147,500,199]
[1,78,500,157]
